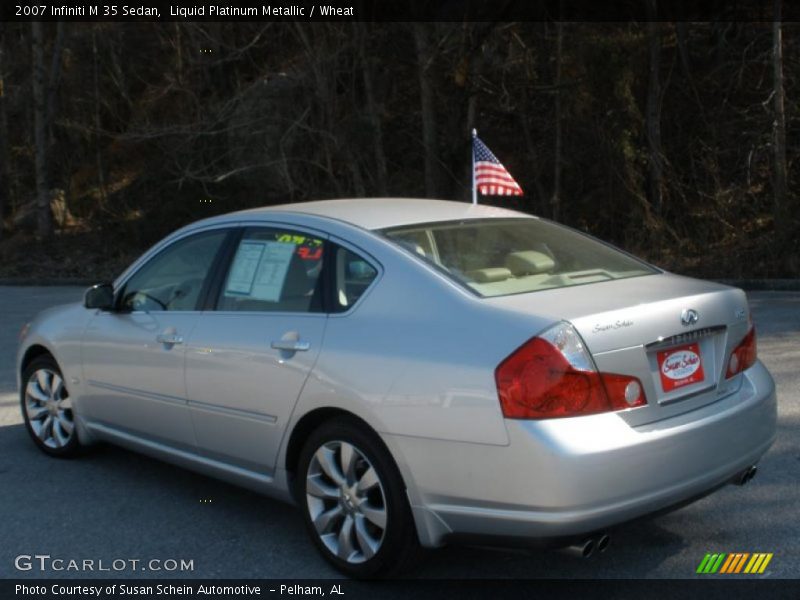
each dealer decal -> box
[657,342,705,392]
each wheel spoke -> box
[52,420,67,447]
[360,503,387,530]
[26,381,48,404]
[36,370,52,396]
[339,442,358,485]
[315,446,345,486]
[27,406,49,422]
[336,515,356,561]
[57,395,72,410]
[51,374,64,401]
[57,414,74,435]
[354,514,379,559]
[37,415,53,442]
[313,505,343,534]
[356,466,380,494]
[306,474,339,500]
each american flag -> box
[473,135,523,196]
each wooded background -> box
[0,19,797,280]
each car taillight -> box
[495,322,646,419]
[726,326,757,379]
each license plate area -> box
[657,342,706,392]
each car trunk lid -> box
[486,273,751,425]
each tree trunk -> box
[0,22,9,240]
[414,24,439,198]
[46,22,65,142]
[293,24,340,196]
[551,21,564,221]
[92,27,108,207]
[772,0,788,236]
[645,5,664,217]
[357,23,388,196]
[675,22,704,116]
[32,21,52,237]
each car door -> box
[80,228,231,450]
[183,226,328,474]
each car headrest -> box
[505,251,555,276]
[467,267,513,283]
[396,240,427,257]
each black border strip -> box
[2,0,795,23]
[4,579,800,600]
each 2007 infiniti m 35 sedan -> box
[18,198,776,577]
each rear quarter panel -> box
[288,225,555,448]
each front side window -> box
[217,228,325,313]
[120,230,228,311]
[383,218,656,298]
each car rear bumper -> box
[389,361,777,548]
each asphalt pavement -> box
[0,286,798,579]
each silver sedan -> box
[17,198,776,577]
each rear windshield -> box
[382,218,657,298]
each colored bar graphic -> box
[719,553,736,573]
[734,553,749,573]
[711,553,726,573]
[745,554,760,573]
[758,553,773,573]
[696,554,713,573]
[719,554,736,573]
[697,553,727,573]
[698,552,773,575]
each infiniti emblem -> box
[681,309,699,326]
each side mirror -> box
[84,283,115,310]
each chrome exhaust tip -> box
[597,533,611,553]
[734,465,758,486]
[560,538,596,559]
[745,465,758,484]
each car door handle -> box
[156,333,184,345]
[270,340,311,352]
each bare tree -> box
[414,24,440,198]
[645,2,664,216]
[30,22,66,237]
[674,23,705,117]
[772,0,788,236]
[46,22,65,140]
[551,21,564,221]
[92,27,108,206]
[0,22,8,240]
[356,23,388,197]
[32,22,52,237]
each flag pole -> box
[471,128,478,205]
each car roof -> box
[230,198,534,231]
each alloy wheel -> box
[305,440,388,564]
[24,368,74,449]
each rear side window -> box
[333,247,378,312]
[217,228,325,313]
[120,230,227,312]
[383,218,656,298]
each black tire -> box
[296,416,421,578]
[20,354,82,458]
